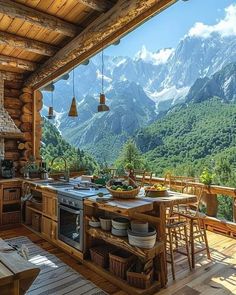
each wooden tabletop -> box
[85,190,197,215]
[0,239,40,295]
[144,191,197,206]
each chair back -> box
[182,184,205,215]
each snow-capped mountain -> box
[42,3,236,161]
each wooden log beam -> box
[0,31,58,56]
[77,0,112,12]
[0,0,79,37]
[0,54,37,71]
[0,70,23,81]
[25,0,177,89]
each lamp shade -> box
[98,93,109,112]
[68,97,78,117]
[46,106,55,119]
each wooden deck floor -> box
[0,226,235,295]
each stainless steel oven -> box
[58,194,84,251]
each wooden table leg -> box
[190,219,195,269]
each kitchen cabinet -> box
[41,215,52,239]
[0,180,22,227]
[42,191,57,221]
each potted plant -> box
[199,168,218,217]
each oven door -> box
[58,204,83,251]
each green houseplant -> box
[199,168,215,185]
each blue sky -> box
[106,0,235,57]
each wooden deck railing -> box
[139,175,236,238]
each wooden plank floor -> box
[0,226,235,295]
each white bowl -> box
[111,226,127,237]
[99,218,112,231]
[112,217,130,230]
[127,227,157,249]
[131,220,148,233]
[89,220,101,228]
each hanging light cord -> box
[73,68,75,97]
[51,89,54,107]
[101,49,104,94]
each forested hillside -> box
[41,119,99,173]
[135,98,236,175]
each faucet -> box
[51,156,70,182]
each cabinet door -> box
[43,194,57,219]
[41,216,52,239]
[51,221,58,241]
[52,197,57,221]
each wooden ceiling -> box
[0,0,177,89]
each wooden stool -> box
[166,221,192,280]
[176,186,211,268]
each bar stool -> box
[175,185,211,268]
[166,202,192,280]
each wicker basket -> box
[109,250,135,280]
[31,212,41,232]
[2,212,21,225]
[90,245,115,268]
[144,188,167,198]
[106,178,140,199]
[127,266,154,289]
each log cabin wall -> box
[2,74,42,174]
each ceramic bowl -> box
[131,220,148,233]
[112,217,130,230]
[89,220,101,228]
[127,226,157,249]
[99,217,112,231]
[111,226,128,237]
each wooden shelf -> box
[3,200,21,205]
[26,205,43,215]
[26,205,57,221]
[86,227,164,260]
[84,260,161,295]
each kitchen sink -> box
[48,182,74,188]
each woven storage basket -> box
[109,250,135,280]
[90,245,115,268]
[144,188,167,198]
[127,266,154,289]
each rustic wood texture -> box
[1,226,235,295]
[0,238,40,295]
[25,0,177,88]
[78,0,112,12]
[0,31,58,56]
[87,227,164,260]
[0,54,37,71]
[141,176,236,236]
[0,0,79,37]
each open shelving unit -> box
[0,182,21,227]
[83,199,166,295]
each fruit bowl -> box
[106,180,140,199]
[144,184,168,197]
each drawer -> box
[3,188,21,202]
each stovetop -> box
[57,187,109,200]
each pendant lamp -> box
[46,90,55,119]
[68,68,78,117]
[98,49,110,112]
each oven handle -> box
[59,204,81,214]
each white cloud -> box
[188,4,236,38]
[135,45,174,65]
